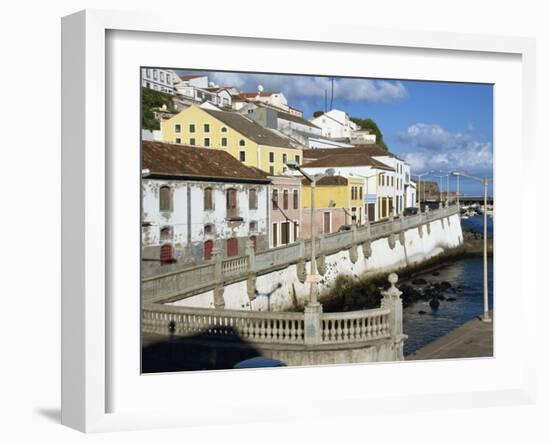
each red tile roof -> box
[142,141,270,183]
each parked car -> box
[403,207,419,216]
[233,357,287,369]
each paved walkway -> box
[406,313,493,360]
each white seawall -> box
[170,212,463,312]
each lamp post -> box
[286,161,333,306]
[414,172,430,211]
[429,171,445,204]
[451,171,493,323]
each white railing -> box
[321,308,391,343]
[222,256,249,276]
[143,304,305,345]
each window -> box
[160,227,172,241]
[281,222,290,245]
[283,190,289,210]
[153,70,158,80]
[189,138,196,146]
[293,221,299,241]
[226,188,238,218]
[204,138,210,147]
[175,138,181,144]
[249,221,257,232]
[160,244,174,264]
[282,154,287,164]
[351,187,355,200]
[323,212,331,234]
[160,72,165,81]
[249,235,257,251]
[293,189,299,209]
[269,166,274,175]
[272,223,278,247]
[269,152,274,162]
[146,68,151,78]
[359,186,363,200]
[221,126,227,133]
[221,137,227,147]
[204,224,214,235]
[391,176,394,186]
[272,189,278,209]
[204,187,213,210]
[175,124,181,133]
[189,124,196,133]
[204,240,214,260]
[167,74,171,83]
[239,151,246,162]
[249,188,257,209]
[295,155,300,164]
[239,139,245,147]
[159,186,172,212]
[204,123,210,133]
[226,238,238,257]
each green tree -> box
[350,117,388,150]
[141,87,174,131]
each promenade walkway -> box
[406,312,493,360]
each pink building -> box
[269,176,302,248]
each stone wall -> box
[166,205,463,311]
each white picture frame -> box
[61,9,537,433]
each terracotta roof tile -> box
[201,108,298,149]
[142,141,270,183]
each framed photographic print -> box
[62,9,537,433]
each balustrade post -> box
[212,248,225,309]
[381,273,407,360]
[245,239,257,301]
[304,303,323,346]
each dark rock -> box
[431,271,440,276]
[437,295,446,301]
[412,278,427,285]
[447,297,457,302]
[439,281,452,290]
[429,298,440,309]
[418,310,427,315]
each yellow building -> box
[300,176,365,238]
[160,105,302,175]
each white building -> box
[141,68,177,94]
[240,91,290,112]
[173,75,233,109]
[141,141,271,269]
[309,109,359,139]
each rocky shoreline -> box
[321,229,492,313]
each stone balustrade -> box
[142,204,459,304]
[142,273,407,361]
[321,308,391,343]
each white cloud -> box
[199,71,406,103]
[399,123,493,174]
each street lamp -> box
[451,171,493,323]
[413,171,430,211]
[286,161,334,307]
[438,170,450,203]
[428,171,445,203]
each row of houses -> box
[141,70,417,267]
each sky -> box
[176,69,493,196]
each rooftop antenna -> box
[330,77,334,110]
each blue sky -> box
[176,69,493,196]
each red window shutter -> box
[250,235,257,251]
[227,238,238,257]
[204,240,214,260]
[160,244,173,263]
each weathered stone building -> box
[141,141,271,268]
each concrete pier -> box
[406,312,493,360]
